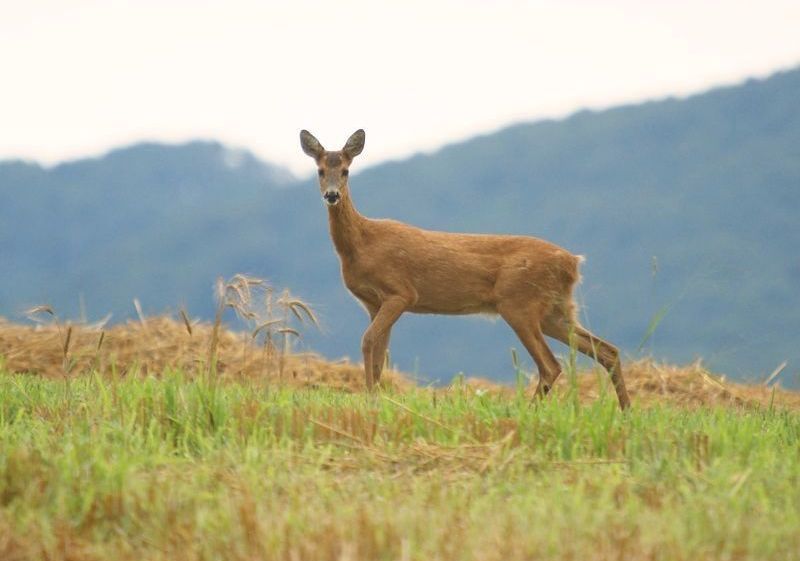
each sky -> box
[1,0,799,176]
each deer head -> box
[300,129,365,207]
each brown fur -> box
[300,129,631,409]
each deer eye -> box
[318,169,324,177]
[342,169,349,177]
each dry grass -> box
[464,359,800,410]
[0,313,797,410]
[0,314,410,392]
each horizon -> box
[3,62,798,179]
[2,0,799,176]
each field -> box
[1,314,799,560]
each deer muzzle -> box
[323,190,341,206]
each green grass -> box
[0,370,798,560]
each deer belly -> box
[408,275,497,315]
[341,255,500,315]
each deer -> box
[300,129,631,410]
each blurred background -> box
[1,0,799,385]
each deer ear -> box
[300,130,324,159]
[342,129,365,159]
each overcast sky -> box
[1,0,798,176]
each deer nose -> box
[323,190,341,205]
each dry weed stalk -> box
[24,305,76,378]
[213,275,319,379]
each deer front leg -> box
[362,298,406,390]
[364,306,394,386]
[369,326,393,386]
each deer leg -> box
[362,298,405,390]
[499,306,562,399]
[543,320,631,410]
[365,306,393,386]
[371,327,393,385]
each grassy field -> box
[1,366,799,561]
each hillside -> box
[0,141,294,324]
[1,67,799,385]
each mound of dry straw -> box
[0,314,411,392]
[464,359,799,409]
[0,313,796,409]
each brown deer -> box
[300,129,631,409]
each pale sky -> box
[1,0,799,176]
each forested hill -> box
[2,67,798,384]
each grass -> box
[1,369,799,560]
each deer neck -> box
[327,188,366,260]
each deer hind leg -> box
[362,298,406,390]
[499,304,562,399]
[543,314,631,410]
